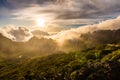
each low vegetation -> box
[0,44,120,80]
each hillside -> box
[0,28,120,80]
[0,29,120,58]
[0,44,120,80]
[0,33,57,58]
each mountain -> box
[0,44,120,80]
[0,33,57,58]
[0,28,120,80]
[59,29,120,52]
[0,29,120,58]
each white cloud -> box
[1,16,120,42]
[50,16,120,40]
[0,16,120,53]
[0,25,51,42]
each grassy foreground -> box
[0,44,120,80]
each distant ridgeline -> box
[0,29,120,58]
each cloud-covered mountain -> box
[0,26,51,42]
[1,16,120,42]
[52,16,120,40]
[0,33,58,58]
[0,16,120,58]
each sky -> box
[0,0,120,30]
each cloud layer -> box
[1,16,120,41]
[0,16,120,53]
[0,16,120,59]
[51,16,120,41]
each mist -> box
[0,16,120,58]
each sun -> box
[36,18,46,27]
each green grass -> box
[0,44,120,80]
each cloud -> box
[52,16,120,40]
[56,0,120,19]
[0,26,33,41]
[0,16,120,52]
[1,0,120,27]
[31,29,49,38]
[0,25,52,42]
[1,0,120,58]
[1,16,120,42]
[0,16,120,58]
[12,0,120,27]
[49,16,120,51]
